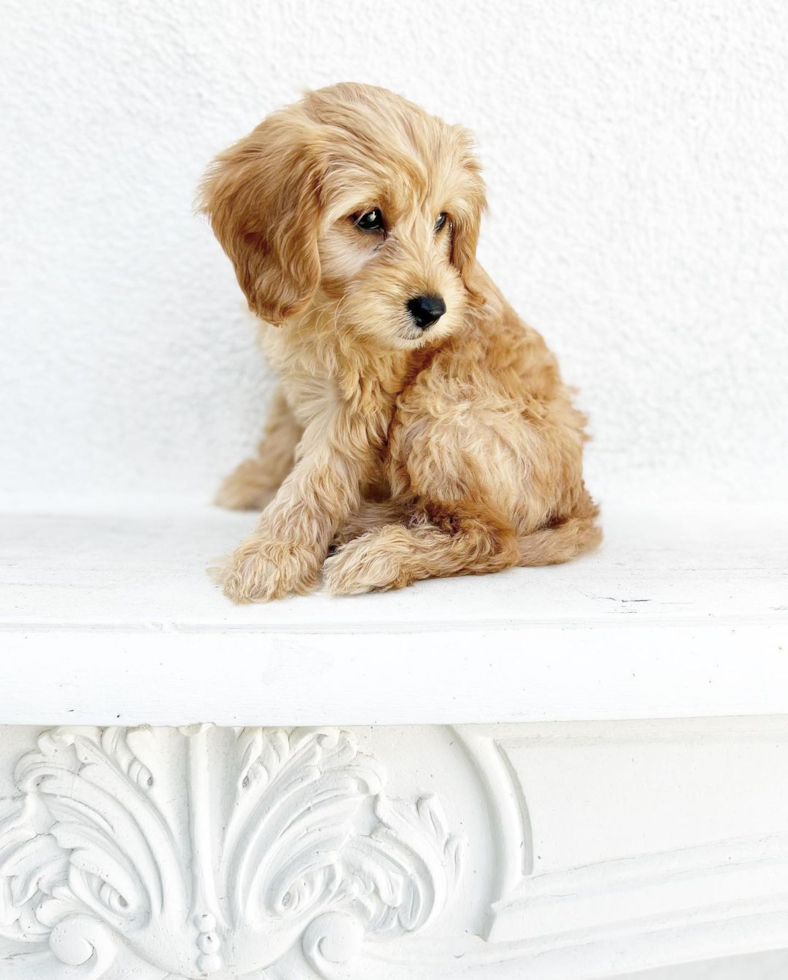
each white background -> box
[2,0,786,506]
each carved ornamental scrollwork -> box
[0,726,465,979]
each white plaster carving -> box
[3,721,788,979]
[0,726,464,980]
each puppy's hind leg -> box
[215,386,302,510]
[332,499,407,547]
[323,501,521,596]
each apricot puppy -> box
[201,83,600,602]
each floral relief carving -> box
[0,726,464,979]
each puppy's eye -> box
[354,209,385,232]
[434,212,448,233]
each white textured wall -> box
[2,0,786,505]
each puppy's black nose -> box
[407,294,446,329]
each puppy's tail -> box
[517,509,602,567]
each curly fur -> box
[200,82,601,602]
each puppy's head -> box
[200,83,486,347]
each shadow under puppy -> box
[200,82,601,602]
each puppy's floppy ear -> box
[200,112,324,324]
[449,129,487,304]
[450,205,483,301]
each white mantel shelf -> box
[2,500,788,980]
[1,500,786,727]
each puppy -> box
[200,83,600,602]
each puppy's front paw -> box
[220,536,320,603]
[323,527,411,596]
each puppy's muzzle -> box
[407,294,446,329]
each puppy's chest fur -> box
[258,304,578,517]
[259,316,437,433]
